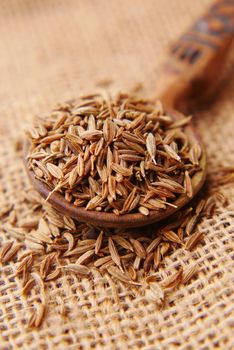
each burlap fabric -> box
[0,0,233,349]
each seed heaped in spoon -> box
[24,92,206,228]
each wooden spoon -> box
[24,0,234,228]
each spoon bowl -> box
[24,109,207,228]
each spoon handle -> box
[158,0,234,111]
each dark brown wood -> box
[24,0,233,228]
[157,0,234,110]
[23,110,207,228]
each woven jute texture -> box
[0,0,234,349]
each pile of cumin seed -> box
[26,92,201,215]
[0,92,231,328]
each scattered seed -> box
[162,230,182,244]
[45,268,61,281]
[161,267,183,289]
[95,231,104,255]
[108,237,123,271]
[76,250,95,265]
[182,264,199,284]
[0,241,14,262]
[64,232,75,251]
[146,237,162,254]
[62,264,90,275]
[130,238,146,259]
[185,214,199,236]
[1,243,22,263]
[112,235,134,252]
[143,252,154,272]
[127,265,137,281]
[154,247,161,268]
[107,266,141,286]
[145,283,164,304]
[133,255,141,270]
[185,231,203,250]
[94,255,112,268]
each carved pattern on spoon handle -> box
[171,0,234,65]
[158,0,234,110]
